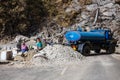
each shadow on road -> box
[86,52,112,57]
[115,52,120,54]
[0,61,9,65]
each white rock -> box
[79,20,88,26]
[103,3,114,8]
[12,50,18,57]
[0,51,7,61]
[99,3,115,12]
[14,35,29,42]
[101,16,113,20]
[81,12,90,19]
[103,11,115,16]
[74,6,81,11]
[92,0,115,6]
[86,4,98,11]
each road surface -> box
[0,54,120,80]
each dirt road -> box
[0,54,120,80]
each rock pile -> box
[65,0,120,42]
[36,0,120,44]
[31,44,83,66]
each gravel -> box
[31,44,83,66]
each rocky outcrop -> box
[34,0,120,43]
[0,0,120,42]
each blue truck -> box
[65,27,118,56]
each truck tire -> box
[82,45,90,56]
[106,45,115,54]
[95,49,101,53]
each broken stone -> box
[86,4,98,11]
[99,3,115,13]
[31,44,83,66]
[65,7,74,13]
[14,35,29,43]
[81,12,90,19]
[102,3,114,8]
[92,0,115,6]
[103,11,115,16]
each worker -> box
[36,38,43,52]
[21,42,28,56]
[16,38,22,51]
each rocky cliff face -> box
[0,0,48,38]
[0,0,120,42]
[40,0,120,43]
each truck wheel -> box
[82,45,90,56]
[106,46,115,54]
[95,49,101,53]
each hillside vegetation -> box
[0,0,92,38]
[0,0,120,42]
[0,0,47,38]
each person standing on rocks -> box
[36,38,43,52]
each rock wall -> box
[0,0,120,43]
[38,0,120,43]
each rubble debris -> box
[31,44,83,66]
[14,50,36,61]
[14,35,29,43]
